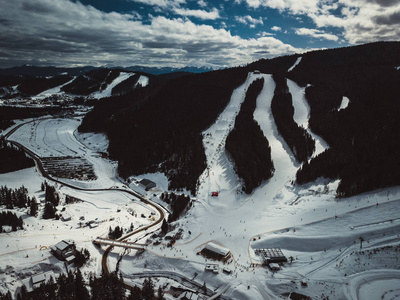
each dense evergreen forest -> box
[0,106,67,121]
[0,211,23,232]
[8,270,164,300]
[80,67,248,194]
[0,142,35,174]
[0,185,33,209]
[160,192,192,222]
[270,74,315,163]
[290,42,400,197]
[225,78,274,194]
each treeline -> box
[0,106,66,121]
[270,74,315,163]
[160,192,191,222]
[0,120,14,131]
[61,69,121,95]
[109,226,123,239]
[0,185,38,217]
[290,41,400,197]
[79,67,248,194]
[0,185,31,208]
[17,75,73,96]
[0,143,35,174]
[43,182,59,219]
[225,78,274,194]
[0,211,23,232]
[14,270,164,300]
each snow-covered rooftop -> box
[203,242,230,257]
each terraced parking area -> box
[42,156,96,180]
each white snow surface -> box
[338,96,350,111]
[137,75,149,87]
[287,79,329,156]
[33,77,76,99]
[91,72,134,99]
[1,71,400,300]
[288,57,302,72]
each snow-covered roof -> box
[31,273,46,285]
[203,242,230,257]
[53,240,74,251]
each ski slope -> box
[91,72,134,99]
[2,71,400,300]
[287,79,329,156]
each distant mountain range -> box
[0,65,214,77]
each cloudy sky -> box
[1,0,399,68]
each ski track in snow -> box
[288,56,302,72]
[91,72,134,99]
[287,78,329,157]
[197,72,264,207]
[33,77,76,99]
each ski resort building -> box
[200,242,231,262]
[255,248,288,265]
[21,271,55,292]
[51,239,76,263]
[139,179,156,190]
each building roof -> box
[32,273,46,285]
[203,242,230,257]
[53,240,74,251]
[139,178,156,188]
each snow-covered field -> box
[1,70,400,299]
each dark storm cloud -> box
[366,0,400,7]
[375,11,400,25]
[0,0,302,68]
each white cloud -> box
[295,28,339,41]
[235,15,264,27]
[258,31,275,36]
[173,7,220,19]
[241,0,400,44]
[197,0,207,7]
[129,0,185,8]
[0,0,303,68]
[271,26,282,31]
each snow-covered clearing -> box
[1,71,400,299]
[137,75,149,87]
[338,96,350,111]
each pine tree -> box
[29,197,38,217]
[75,269,90,300]
[157,286,164,300]
[161,219,168,235]
[142,278,155,300]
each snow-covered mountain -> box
[80,41,400,198]
[1,41,400,300]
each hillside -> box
[79,42,400,197]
